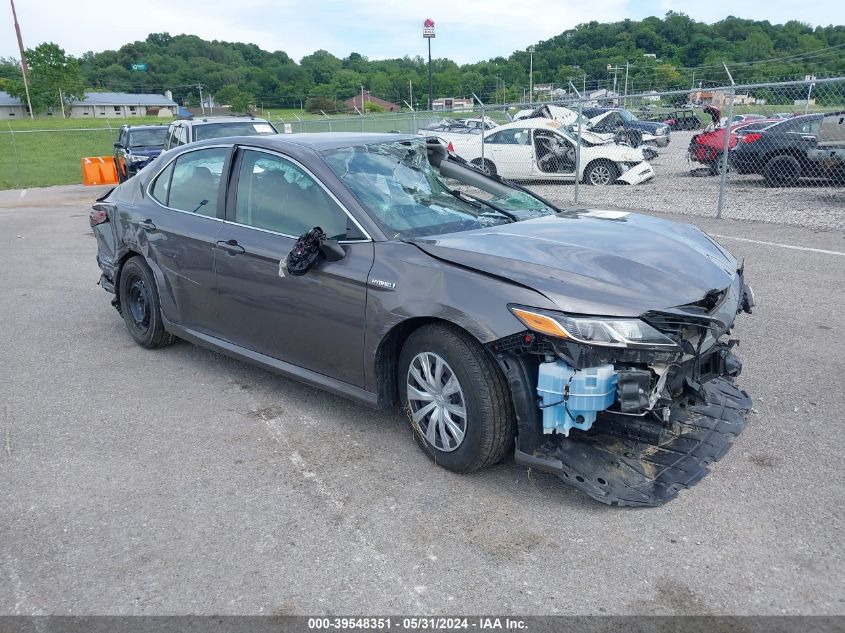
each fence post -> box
[8,123,23,189]
[716,86,735,219]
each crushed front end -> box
[491,269,755,507]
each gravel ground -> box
[1,185,844,616]
[526,130,845,231]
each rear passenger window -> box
[154,148,228,216]
[150,162,174,204]
[234,150,348,239]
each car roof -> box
[123,124,168,130]
[177,116,272,125]
[182,132,421,153]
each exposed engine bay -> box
[490,272,754,507]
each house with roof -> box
[70,92,178,118]
[344,91,400,112]
[0,91,27,118]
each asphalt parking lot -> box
[1,184,844,615]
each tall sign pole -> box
[10,0,34,118]
[423,19,435,111]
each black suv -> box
[164,116,278,150]
[113,125,168,182]
[729,114,828,186]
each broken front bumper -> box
[617,161,654,185]
[515,365,750,507]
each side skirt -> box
[162,316,381,410]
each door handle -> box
[137,219,156,231]
[216,239,245,255]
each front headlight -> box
[510,306,679,349]
[127,154,150,164]
[655,127,667,135]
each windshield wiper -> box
[450,189,518,222]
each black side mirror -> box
[320,239,346,262]
[286,227,346,276]
[113,142,124,149]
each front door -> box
[213,148,373,387]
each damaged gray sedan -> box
[90,132,754,507]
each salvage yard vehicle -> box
[807,111,845,183]
[688,120,776,175]
[729,113,833,186]
[90,132,753,507]
[113,125,168,183]
[660,109,702,131]
[438,119,655,185]
[582,107,671,147]
[163,115,278,150]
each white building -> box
[432,97,474,112]
[70,92,178,118]
[0,91,27,119]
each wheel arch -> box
[373,316,499,409]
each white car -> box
[434,118,654,186]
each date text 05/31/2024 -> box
[307,617,527,630]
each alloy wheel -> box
[406,352,467,452]
[589,164,612,185]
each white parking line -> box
[711,234,845,257]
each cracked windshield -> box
[323,140,555,239]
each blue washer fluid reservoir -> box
[537,360,618,436]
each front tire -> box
[399,324,514,473]
[118,256,174,349]
[585,160,619,186]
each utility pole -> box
[197,84,205,115]
[623,61,629,107]
[10,0,34,118]
[361,85,365,114]
[528,46,535,105]
[409,79,413,110]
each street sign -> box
[423,18,435,38]
[131,63,148,72]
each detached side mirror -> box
[320,239,346,262]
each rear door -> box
[486,128,534,178]
[213,147,374,387]
[142,146,231,334]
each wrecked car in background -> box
[438,119,655,185]
[113,124,169,182]
[90,132,753,506]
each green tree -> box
[215,85,254,114]
[6,43,85,115]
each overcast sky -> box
[4,0,844,64]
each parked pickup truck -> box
[807,111,845,182]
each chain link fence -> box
[1,78,842,229]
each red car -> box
[688,120,776,174]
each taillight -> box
[742,133,762,144]
[89,208,109,227]
[446,141,455,153]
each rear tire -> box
[118,256,175,349]
[399,324,514,473]
[470,158,497,176]
[763,154,801,187]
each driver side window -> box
[234,150,349,240]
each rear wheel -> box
[763,154,801,187]
[585,160,619,186]
[118,256,174,349]
[470,158,497,176]
[399,324,514,473]
[709,153,729,175]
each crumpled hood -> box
[414,210,738,317]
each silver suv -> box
[163,115,278,150]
